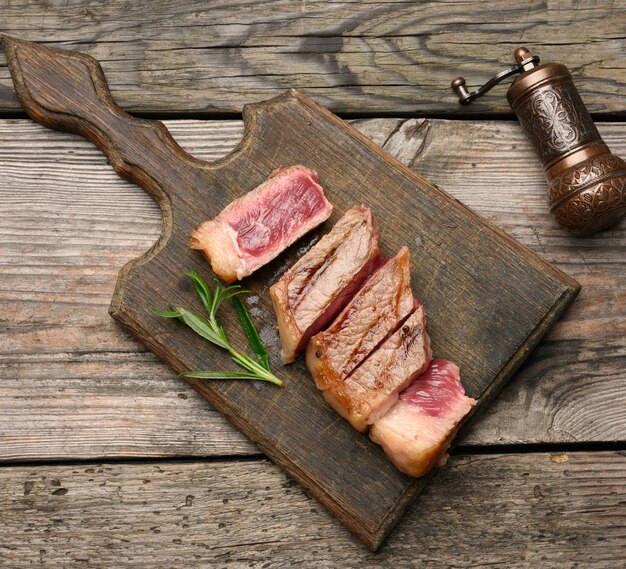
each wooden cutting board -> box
[3,36,579,550]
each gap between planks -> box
[2,109,626,122]
[0,440,625,470]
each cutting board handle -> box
[2,35,206,201]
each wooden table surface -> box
[1,2,625,567]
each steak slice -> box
[306,246,416,391]
[322,306,432,432]
[190,165,332,283]
[370,359,477,477]
[270,205,380,363]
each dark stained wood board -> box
[2,37,580,550]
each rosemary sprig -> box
[149,271,282,387]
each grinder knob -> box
[453,48,626,236]
[507,49,626,236]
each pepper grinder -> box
[451,47,626,236]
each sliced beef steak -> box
[322,305,431,432]
[370,359,477,477]
[190,165,332,283]
[306,246,416,391]
[270,205,380,363]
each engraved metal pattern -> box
[514,78,600,167]
[548,154,626,206]
[552,174,626,233]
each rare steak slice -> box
[190,165,332,283]
[306,246,416,391]
[270,205,380,363]
[322,306,431,432]
[370,359,477,477]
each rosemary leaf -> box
[183,270,213,314]
[212,282,249,313]
[176,307,229,350]
[232,295,270,371]
[149,305,181,319]
[220,288,251,305]
[210,280,223,314]
[180,371,260,380]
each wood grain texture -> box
[1,451,625,567]
[1,39,579,549]
[1,119,623,464]
[0,0,625,116]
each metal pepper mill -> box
[451,47,626,236]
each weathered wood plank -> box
[6,49,577,547]
[0,451,624,567]
[1,1,625,115]
[0,119,624,463]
